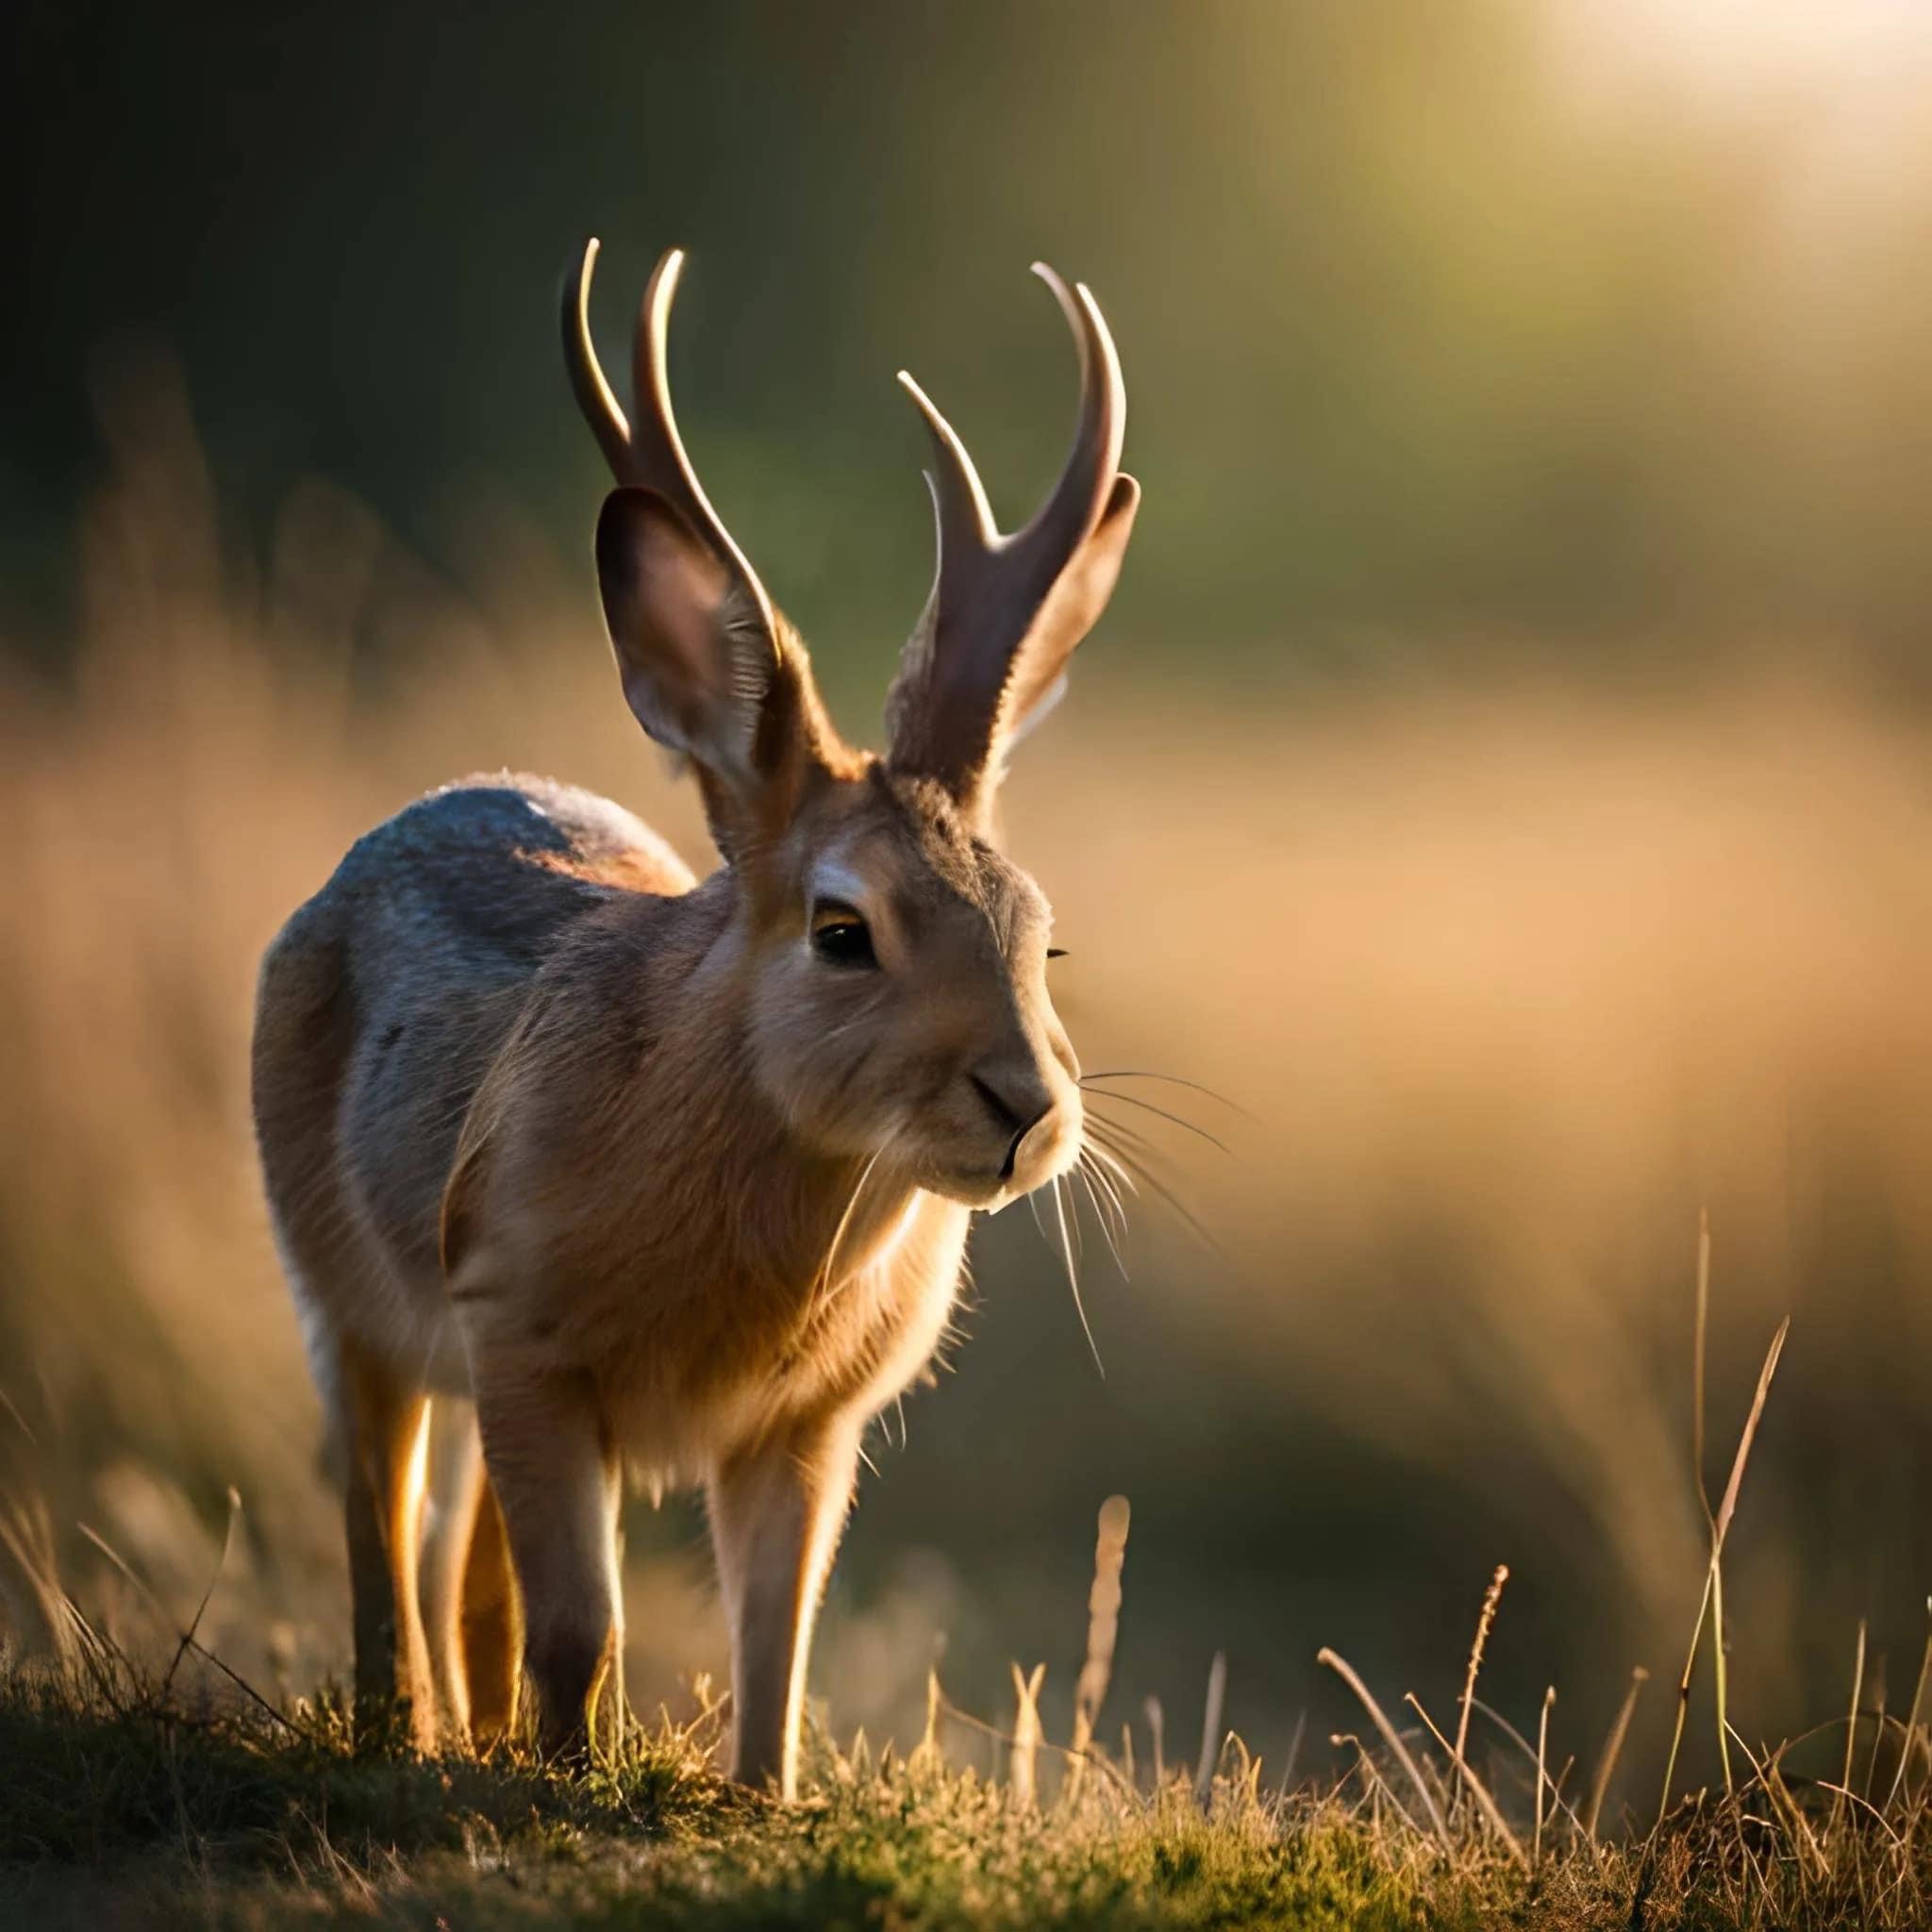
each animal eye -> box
[810,901,877,969]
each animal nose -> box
[972,1070,1054,1183]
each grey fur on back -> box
[254,775,694,1374]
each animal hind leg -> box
[418,1398,485,1744]
[341,1342,436,1752]
[458,1468,521,1747]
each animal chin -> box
[919,1163,1010,1211]
[947,1156,1067,1215]
[1004,1130,1077,1206]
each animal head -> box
[563,242,1140,1210]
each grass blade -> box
[1318,1646,1451,1851]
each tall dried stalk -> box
[1065,1495,1130,1800]
[1587,1667,1648,1841]
[1008,1661,1045,1810]
[1195,1651,1226,1804]
[1653,1298,1790,1835]
[1453,1564,1508,1785]
[1830,1621,1867,1844]
[1318,1645,1451,1850]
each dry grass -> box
[5,1446,1932,1930]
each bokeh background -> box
[8,0,1932,1808]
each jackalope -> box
[251,239,1140,1794]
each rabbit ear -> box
[596,487,769,774]
[596,487,834,858]
[886,266,1139,821]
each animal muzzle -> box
[970,1068,1058,1185]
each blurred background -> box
[8,0,1932,1810]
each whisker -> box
[1026,1186,1054,1246]
[1084,1120,1222,1254]
[1080,1106,1161,1164]
[1084,1110,1212,1218]
[1086,1127,1202,1254]
[1083,1110,1158,1166]
[1079,1085,1232,1155]
[1081,1136,1141,1202]
[1080,1146,1131,1252]
[1077,1070,1254,1121]
[1075,1141,1128,1245]
[1076,1158,1129,1281]
[1051,1172,1105,1379]
[816,1142,888,1302]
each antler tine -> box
[897,262,1125,605]
[630,250,708,520]
[885,262,1138,804]
[1019,264,1125,560]
[564,237,774,629]
[563,237,636,479]
[896,370,999,559]
[632,248,774,628]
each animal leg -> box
[416,1398,482,1742]
[458,1469,521,1747]
[707,1413,862,1798]
[475,1364,620,1760]
[341,1344,436,1752]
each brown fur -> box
[250,245,1138,1793]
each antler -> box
[563,238,774,632]
[885,264,1132,804]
